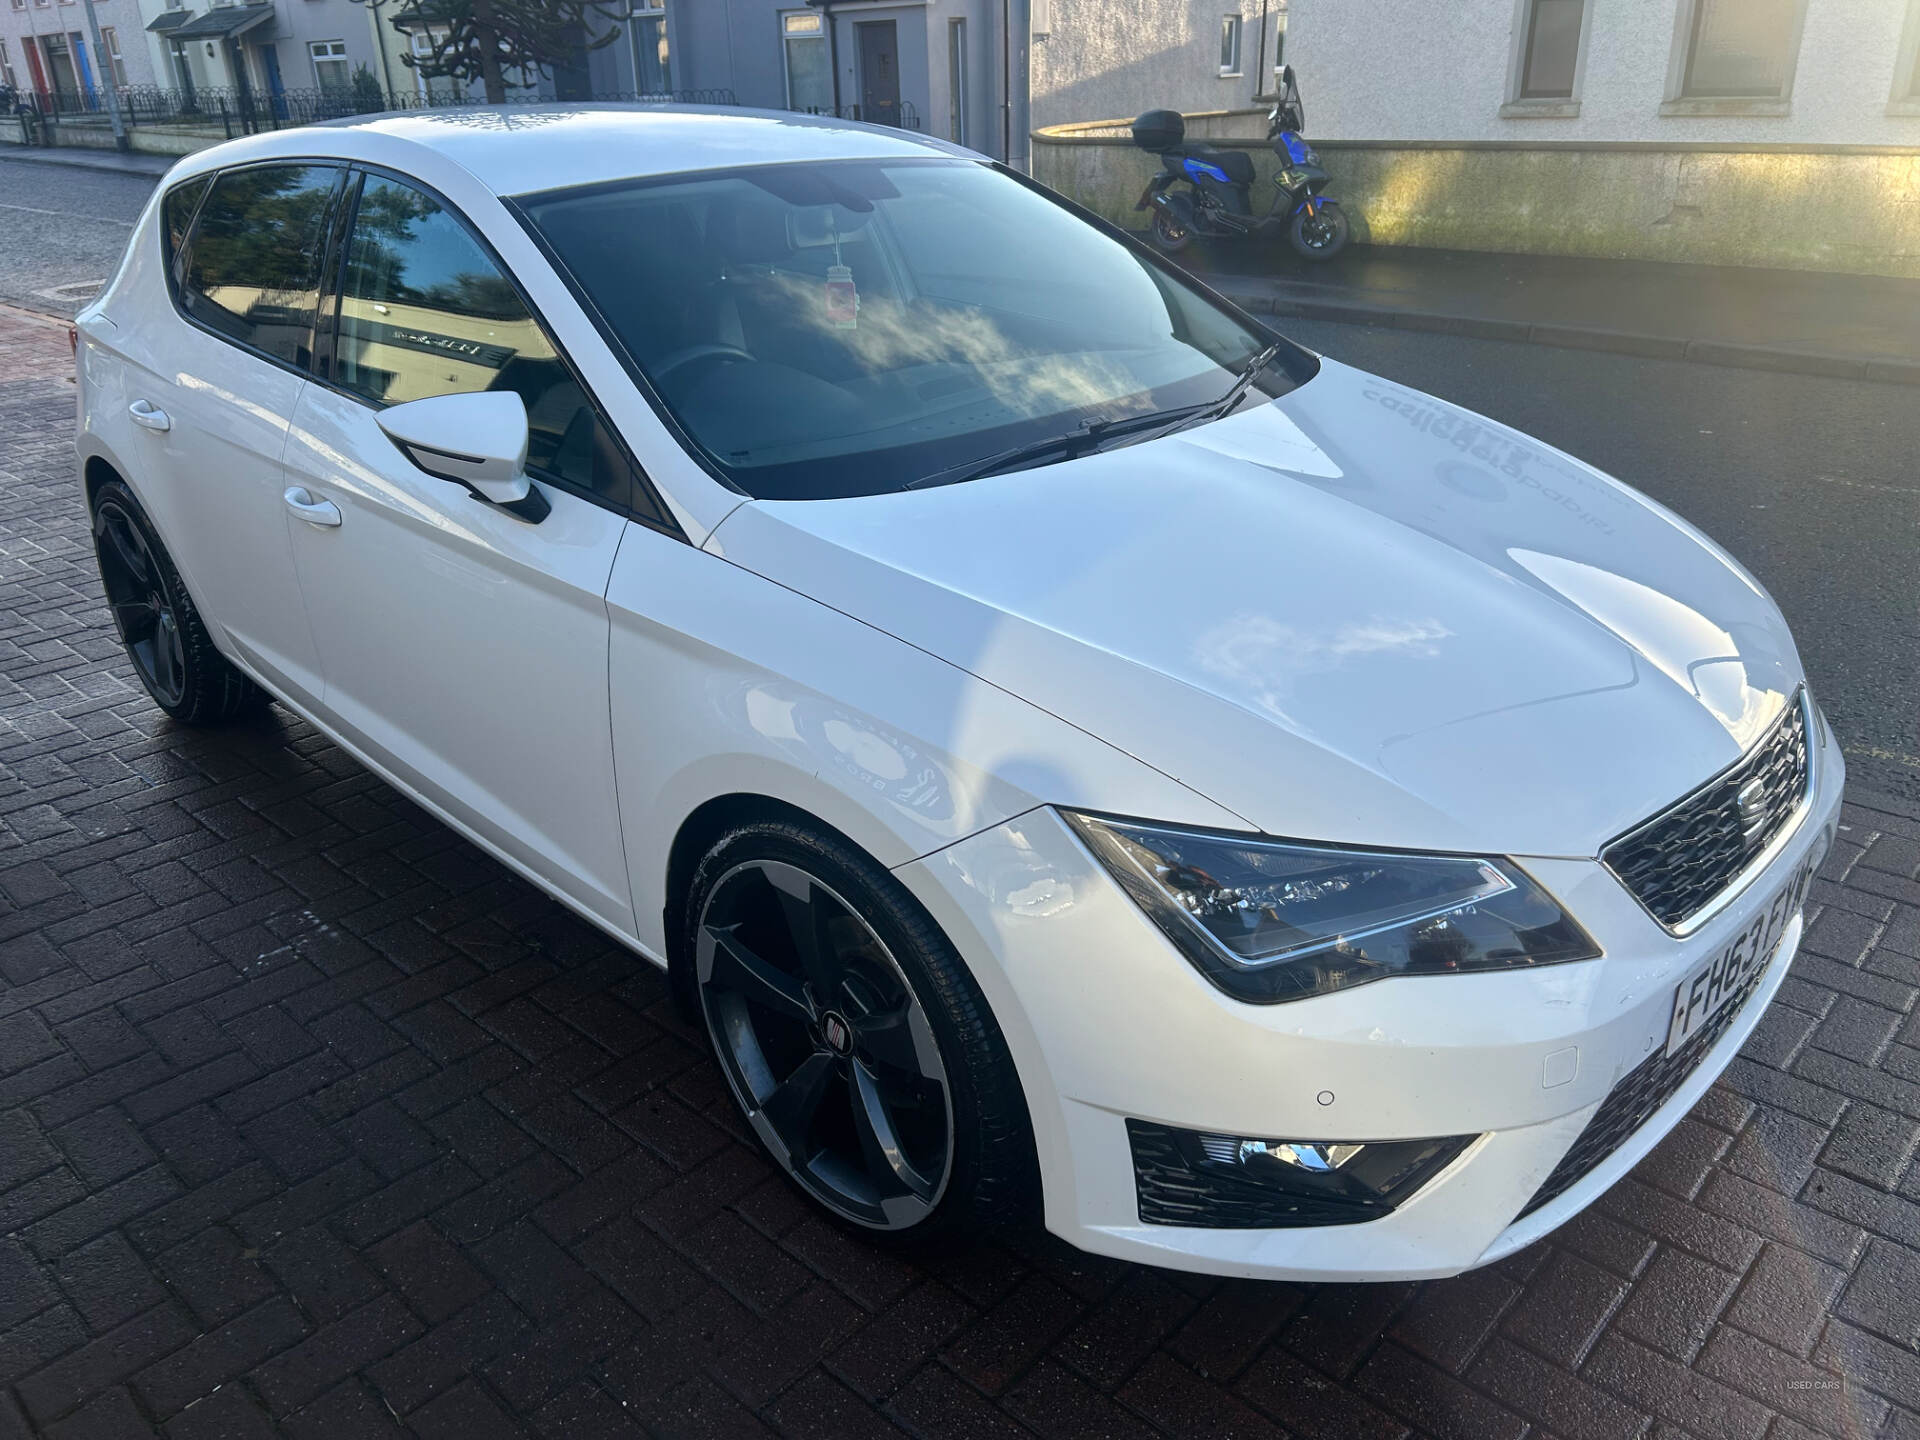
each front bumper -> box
[892,720,1845,1282]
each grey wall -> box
[1289,0,1920,145]
[1031,0,1274,131]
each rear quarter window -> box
[160,174,211,289]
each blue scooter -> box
[1133,67,1348,261]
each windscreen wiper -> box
[1204,341,1283,423]
[903,343,1284,492]
[904,401,1220,491]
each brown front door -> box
[855,20,899,127]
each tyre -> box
[90,479,266,725]
[1289,201,1350,261]
[685,818,1035,1243]
[1151,204,1193,253]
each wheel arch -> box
[660,786,1046,1224]
[82,451,124,519]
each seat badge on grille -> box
[1736,777,1770,845]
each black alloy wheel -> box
[95,494,188,709]
[89,479,264,724]
[697,858,954,1229]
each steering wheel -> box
[653,344,755,384]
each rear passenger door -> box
[279,170,647,938]
[130,162,345,708]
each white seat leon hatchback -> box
[75,105,1841,1282]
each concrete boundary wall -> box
[1034,111,1920,278]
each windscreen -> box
[517,158,1310,499]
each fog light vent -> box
[1128,1120,1476,1229]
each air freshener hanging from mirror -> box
[825,264,859,330]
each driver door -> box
[280,170,639,937]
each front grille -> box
[1603,694,1810,929]
[1516,965,1764,1218]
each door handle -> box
[128,398,171,432]
[283,486,342,528]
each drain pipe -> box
[1002,0,1029,171]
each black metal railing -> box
[4,83,934,147]
[5,83,742,142]
[792,100,923,131]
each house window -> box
[1518,0,1582,97]
[100,25,126,86]
[0,38,14,85]
[947,17,966,144]
[1680,0,1801,98]
[1219,13,1242,75]
[309,39,348,90]
[782,10,830,112]
[1272,0,1286,70]
[1897,0,1920,106]
[629,4,668,94]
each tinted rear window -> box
[180,164,342,368]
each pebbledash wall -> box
[1033,0,1920,278]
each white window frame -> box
[1502,0,1594,118]
[0,37,14,84]
[1661,0,1809,117]
[308,38,349,89]
[946,17,967,144]
[780,8,830,112]
[1892,0,1920,114]
[627,3,668,95]
[1270,0,1286,73]
[1219,12,1242,76]
[99,24,126,86]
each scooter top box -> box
[1131,110,1185,153]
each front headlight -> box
[1064,813,1601,1004]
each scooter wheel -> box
[1151,207,1193,253]
[1289,202,1349,261]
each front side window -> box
[1519,0,1583,98]
[1219,14,1242,74]
[309,39,349,90]
[519,158,1309,501]
[783,11,830,111]
[181,164,341,368]
[335,175,631,507]
[1681,0,1801,98]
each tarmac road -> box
[0,155,155,316]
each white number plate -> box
[1665,852,1819,1057]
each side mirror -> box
[375,391,550,523]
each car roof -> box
[168,104,978,197]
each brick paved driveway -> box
[3,303,1919,1439]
